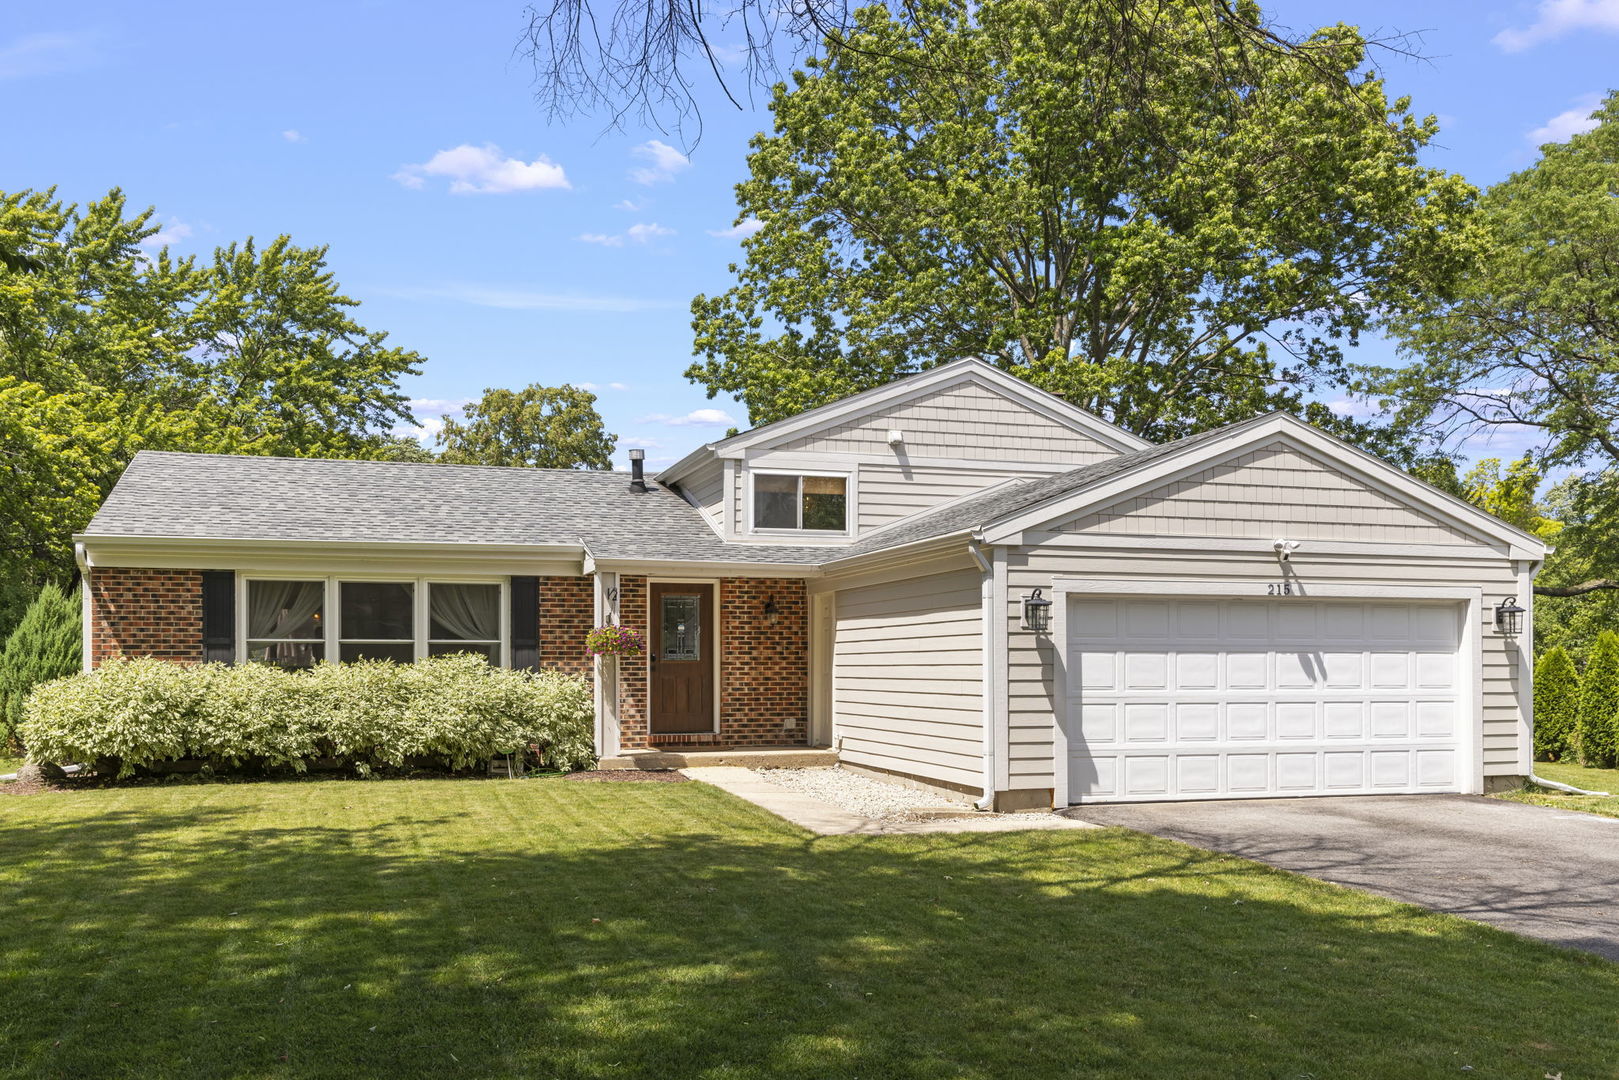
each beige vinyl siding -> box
[857,464,1026,534]
[1063,442,1483,547]
[1002,548,1525,790]
[834,568,986,792]
[782,381,1118,465]
[678,459,727,531]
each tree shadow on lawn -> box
[0,782,1612,1079]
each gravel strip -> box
[750,766,969,821]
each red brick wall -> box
[88,568,203,667]
[613,575,809,749]
[617,575,650,747]
[538,576,594,682]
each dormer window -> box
[751,471,848,533]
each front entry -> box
[649,583,716,734]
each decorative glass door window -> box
[661,594,702,660]
[246,579,325,668]
[339,581,415,663]
[751,472,847,532]
[428,582,501,663]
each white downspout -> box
[968,540,996,811]
[1518,557,1601,793]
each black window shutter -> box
[510,576,539,671]
[201,571,236,664]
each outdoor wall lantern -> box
[1021,588,1052,633]
[1495,596,1525,637]
[762,595,781,626]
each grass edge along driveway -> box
[0,777,1614,1079]
[1497,758,1619,819]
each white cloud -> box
[139,218,193,249]
[394,397,475,443]
[282,129,306,143]
[614,198,648,212]
[381,284,680,313]
[610,382,629,391]
[1528,93,1604,145]
[707,217,764,240]
[626,222,675,242]
[578,222,675,248]
[0,31,100,80]
[628,140,691,185]
[637,408,736,427]
[577,382,630,392]
[1495,0,1619,51]
[393,143,570,194]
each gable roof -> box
[80,452,834,566]
[656,357,1150,483]
[81,413,1546,573]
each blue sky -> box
[5,0,1616,469]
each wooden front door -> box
[649,583,715,734]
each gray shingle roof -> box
[83,452,834,565]
[83,420,1267,568]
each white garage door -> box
[1066,597,1465,803]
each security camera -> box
[1273,539,1301,562]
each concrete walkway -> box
[684,767,1099,836]
[1076,794,1619,961]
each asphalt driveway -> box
[1073,794,1619,961]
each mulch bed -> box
[563,769,689,783]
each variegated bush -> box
[21,653,595,777]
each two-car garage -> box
[1061,595,1471,803]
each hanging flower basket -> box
[586,624,645,656]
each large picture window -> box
[340,581,415,663]
[751,472,847,533]
[243,577,507,669]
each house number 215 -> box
[1266,582,1295,596]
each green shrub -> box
[0,583,82,751]
[20,653,595,777]
[1577,631,1619,768]
[1534,646,1580,761]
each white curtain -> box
[248,580,324,639]
[431,583,500,641]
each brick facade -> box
[537,576,594,681]
[88,566,810,751]
[612,575,809,749]
[617,575,651,748]
[89,568,204,667]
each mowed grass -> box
[2,780,1617,1079]
[1497,759,1619,818]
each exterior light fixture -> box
[1495,596,1525,637]
[1021,588,1052,633]
[762,595,780,626]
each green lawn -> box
[1496,759,1619,818]
[1,780,1616,1078]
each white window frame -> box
[746,467,852,537]
[238,574,510,668]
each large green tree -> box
[1379,91,1619,599]
[437,384,617,469]
[0,188,425,623]
[688,0,1471,442]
